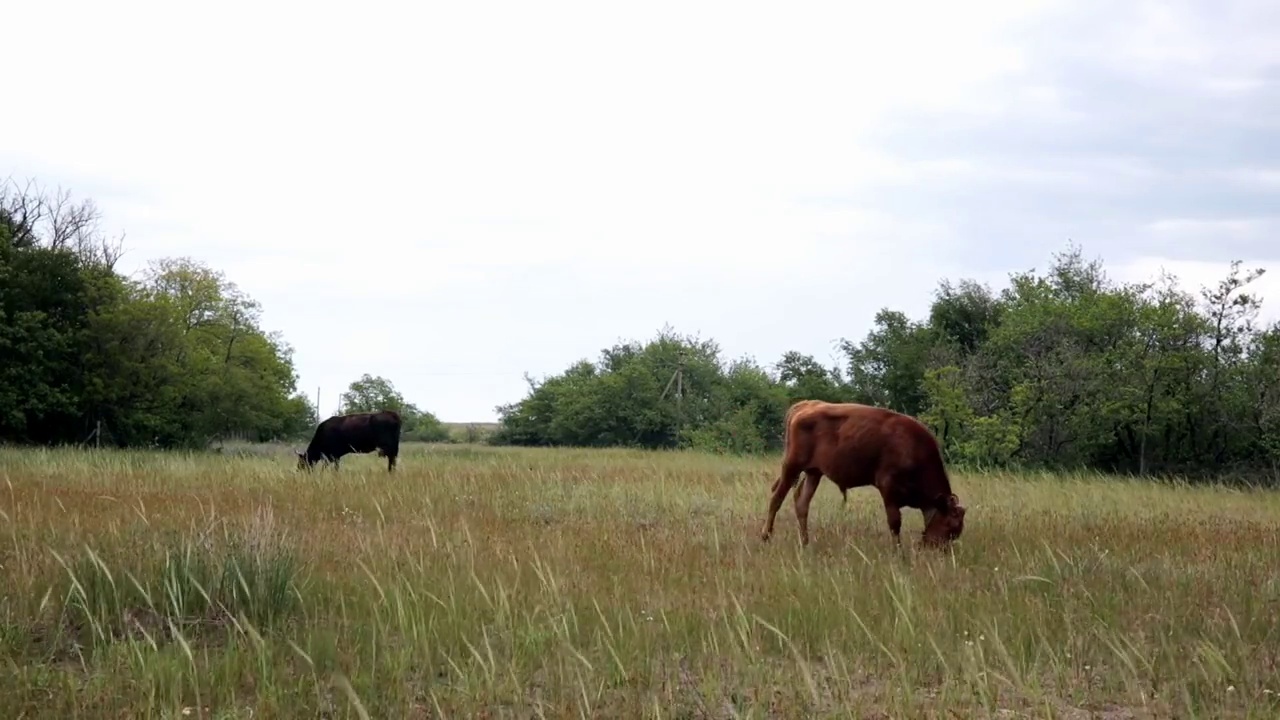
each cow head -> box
[295,450,312,470]
[922,493,966,547]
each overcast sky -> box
[4,0,1279,422]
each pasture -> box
[2,443,1278,719]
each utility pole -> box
[676,354,684,427]
[660,350,687,431]
[633,350,690,447]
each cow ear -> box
[947,493,960,510]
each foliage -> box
[493,245,1280,481]
[491,326,794,453]
[1,179,316,448]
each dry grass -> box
[2,442,1279,719]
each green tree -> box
[0,178,316,449]
[129,257,311,445]
[492,327,792,452]
[928,278,1004,357]
[840,309,935,415]
[774,351,849,405]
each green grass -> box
[2,443,1279,718]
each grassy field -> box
[2,443,1279,719]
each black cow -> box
[295,409,402,472]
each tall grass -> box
[2,442,1279,718]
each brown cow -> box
[760,400,966,547]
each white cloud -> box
[3,0,1277,420]
[1143,218,1277,240]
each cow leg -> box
[879,490,902,544]
[760,464,801,542]
[791,470,824,527]
[874,472,903,544]
[793,471,822,546]
[386,439,399,472]
[833,480,849,507]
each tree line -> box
[491,246,1280,481]
[6,177,1278,480]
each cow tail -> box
[781,401,801,451]
[770,401,803,492]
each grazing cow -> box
[760,400,966,547]
[296,409,402,472]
